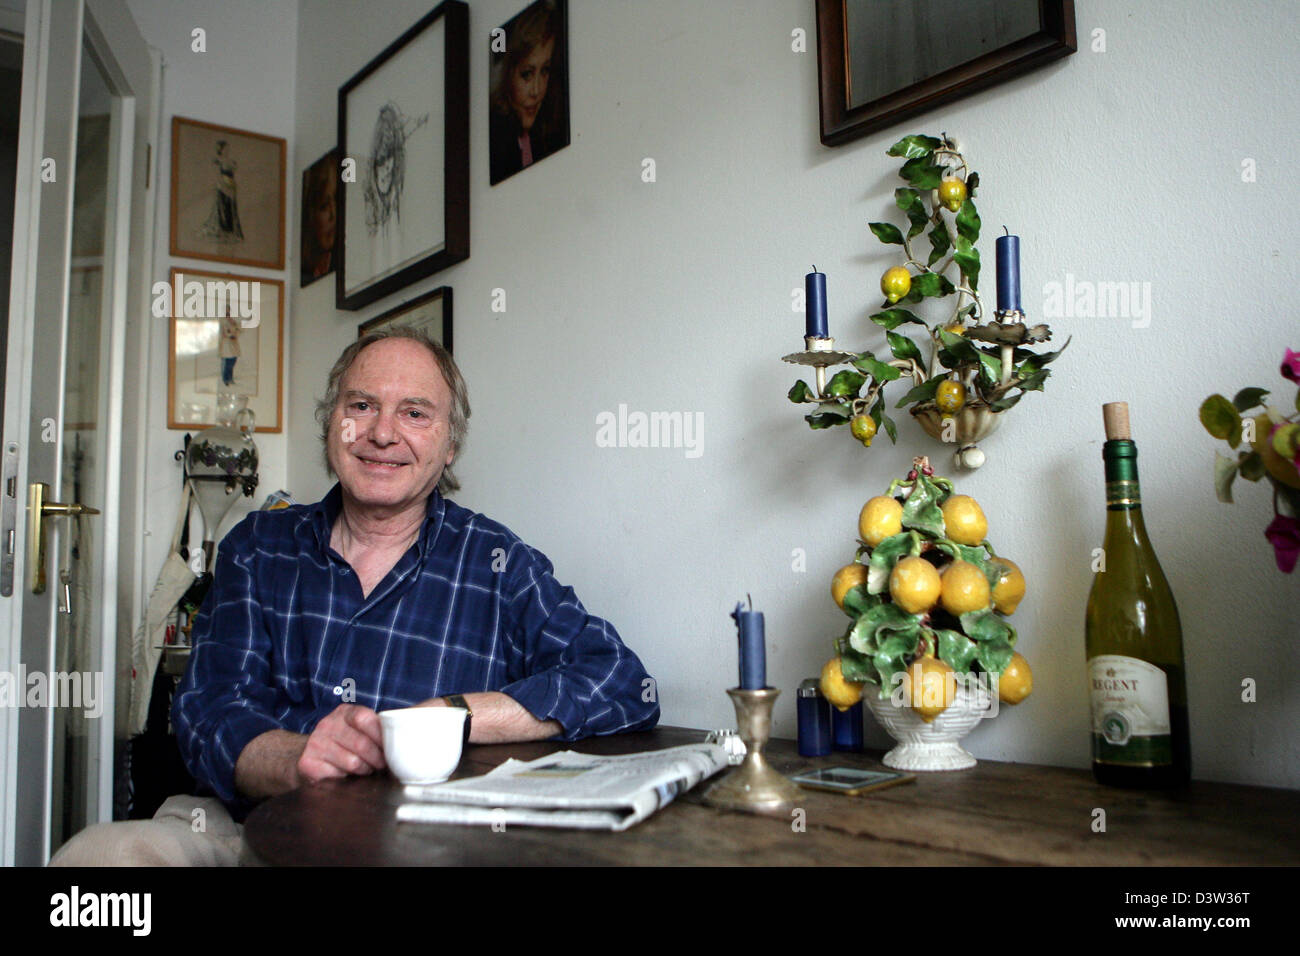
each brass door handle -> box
[28,482,100,594]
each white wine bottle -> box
[1084,402,1191,787]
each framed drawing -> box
[357,286,453,353]
[337,0,469,311]
[816,0,1076,147]
[167,268,284,433]
[170,116,286,268]
[300,149,339,288]
[489,0,570,185]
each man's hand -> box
[296,704,387,784]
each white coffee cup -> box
[378,705,468,785]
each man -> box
[50,327,658,865]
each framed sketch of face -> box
[337,1,469,311]
[357,286,452,354]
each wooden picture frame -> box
[357,286,453,354]
[170,116,286,268]
[167,268,284,433]
[816,0,1076,147]
[337,0,469,311]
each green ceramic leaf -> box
[852,353,902,382]
[895,374,946,409]
[869,221,905,246]
[953,237,980,290]
[886,331,923,363]
[959,609,1013,644]
[912,271,956,298]
[927,222,951,267]
[955,197,980,243]
[896,187,929,238]
[901,481,945,538]
[842,583,880,618]
[988,392,1024,413]
[935,628,979,673]
[826,369,866,398]
[871,394,898,443]
[887,134,942,159]
[787,380,816,403]
[900,157,946,190]
[869,308,926,330]
[975,638,1014,675]
[838,646,875,683]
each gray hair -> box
[315,325,470,495]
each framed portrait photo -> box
[337,0,469,311]
[489,0,570,186]
[357,286,453,353]
[300,149,339,288]
[170,116,286,268]
[167,268,284,433]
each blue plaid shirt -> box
[172,484,659,813]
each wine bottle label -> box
[1088,655,1172,766]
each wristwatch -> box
[444,693,472,744]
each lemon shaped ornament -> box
[903,657,957,722]
[881,266,912,304]
[859,495,903,547]
[889,556,941,615]
[996,652,1033,705]
[820,657,864,712]
[831,563,871,610]
[939,560,991,615]
[941,494,988,546]
[990,557,1026,615]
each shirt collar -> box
[310,483,446,558]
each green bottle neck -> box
[1103,439,1142,512]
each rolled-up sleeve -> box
[171,516,286,805]
[498,543,659,739]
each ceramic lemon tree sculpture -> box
[820,457,1033,741]
[787,133,1068,469]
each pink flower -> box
[1282,348,1300,383]
[1263,514,1300,573]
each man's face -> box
[327,338,456,515]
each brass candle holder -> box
[704,687,802,812]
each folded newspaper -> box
[396,743,730,831]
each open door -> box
[0,0,154,866]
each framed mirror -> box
[816,0,1076,147]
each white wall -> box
[125,0,296,598]
[280,0,1299,788]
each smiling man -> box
[49,326,657,866]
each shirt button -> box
[333,685,343,696]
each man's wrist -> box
[443,693,472,742]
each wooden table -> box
[242,726,1300,866]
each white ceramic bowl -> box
[862,679,996,771]
[378,705,467,785]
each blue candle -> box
[996,233,1022,313]
[732,600,766,690]
[805,267,828,338]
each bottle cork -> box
[1102,402,1131,440]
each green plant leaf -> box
[900,157,945,190]
[965,171,979,198]
[1232,387,1270,412]
[988,392,1024,413]
[895,374,947,408]
[853,353,902,382]
[869,221,905,246]
[927,223,951,267]
[787,380,816,403]
[1199,394,1242,447]
[934,628,979,674]
[826,369,866,398]
[895,187,929,238]
[869,308,926,331]
[1238,449,1265,481]
[912,271,956,298]
[887,134,942,159]
[886,331,923,363]
[1214,452,1238,503]
[952,237,980,290]
[955,197,980,243]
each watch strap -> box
[445,693,472,743]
